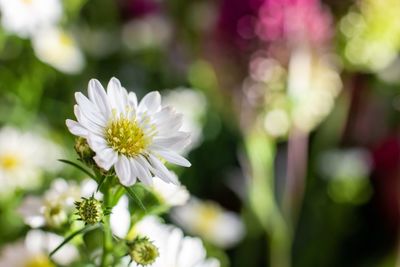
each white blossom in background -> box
[0,0,62,38]
[319,148,372,204]
[125,216,220,267]
[32,27,85,74]
[163,88,207,153]
[0,230,78,266]
[171,198,245,249]
[66,77,191,186]
[0,126,62,199]
[110,195,131,239]
[122,15,172,51]
[151,171,189,207]
[18,178,97,228]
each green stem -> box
[100,187,113,267]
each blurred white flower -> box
[0,126,62,198]
[122,15,172,51]
[0,0,62,38]
[66,77,191,186]
[0,230,78,266]
[32,27,85,74]
[18,178,98,228]
[318,148,373,204]
[126,216,220,267]
[110,195,131,239]
[163,88,207,153]
[319,148,372,180]
[151,173,190,207]
[171,198,245,249]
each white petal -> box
[110,195,131,238]
[148,154,177,184]
[135,156,154,185]
[88,79,111,117]
[93,148,118,170]
[131,158,152,186]
[86,133,108,152]
[151,132,191,150]
[66,119,88,137]
[74,105,104,136]
[165,227,184,266]
[107,77,128,114]
[115,156,134,186]
[178,237,206,267]
[155,149,191,167]
[138,91,161,114]
[128,92,138,109]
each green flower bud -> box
[75,196,105,225]
[128,237,159,266]
[74,137,95,166]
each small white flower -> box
[18,178,95,228]
[32,27,85,74]
[171,198,245,249]
[0,0,62,38]
[0,126,62,199]
[126,216,220,267]
[66,77,191,186]
[163,88,207,153]
[152,173,190,207]
[0,230,79,266]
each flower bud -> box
[128,237,159,266]
[74,137,95,165]
[75,196,104,225]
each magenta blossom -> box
[257,0,333,47]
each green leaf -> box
[58,159,96,180]
[124,186,147,212]
[49,224,100,258]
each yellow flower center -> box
[59,33,73,47]
[105,116,149,157]
[25,254,55,267]
[22,0,33,4]
[195,203,220,235]
[0,154,20,171]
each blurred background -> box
[0,0,400,266]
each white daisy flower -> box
[17,178,96,228]
[126,216,220,267]
[32,27,85,74]
[0,126,62,199]
[171,198,245,249]
[66,77,191,186]
[152,173,190,207]
[0,0,62,38]
[0,230,79,266]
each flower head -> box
[0,0,62,38]
[75,196,107,225]
[18,178,98,228]
[0,230,78,266]
[171,198,245,249]
[66,77,191,186]
[0,126,62,199]
[32,27,85,74]
[126,216,220,267]
[128,237,159,266]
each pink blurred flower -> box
[256,0,333,47]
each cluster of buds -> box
[128,237,159,266]
[74,196,110,225]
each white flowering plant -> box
[13,77,222,267]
